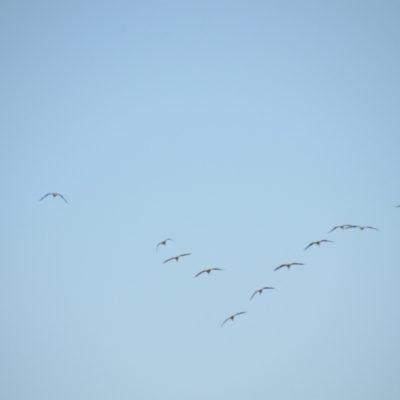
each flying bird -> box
[39,193,68,204]
[250,287,274,300]
[156,238,174,252]
[220,311,247,328]
[274,262,304,271]
[329,224,352,233]
[194,268,224,278]
[304,240,333,250]
[163,253,191,264]
[345,225,379,231]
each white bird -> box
[194,268,223,278]
[156,238,174,252]
[250,287,274,300]
[220,312,247,328]
[39,192,68,204]
[163,253,191,264]
[274,262,304,271]
[304,240,333,250]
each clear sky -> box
[1,1,400,399]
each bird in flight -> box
[39,193,68,204]
[329,224,352,233]
[345,225,379,231]
[163,253,191,264]
[274,262,304,271]
[220,311,247,328]
[250,287,274,300]
[194,268,224,278]
[156,238,174,252]
[304,240,333,250]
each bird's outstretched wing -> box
[39,193,51,201]
[220,317,231,327]
[274,264,286,271]
[179,253,191,258]
[194,270,206,278]
[250,291,259,300]
[304,242,315,250]
[163,257,175,264]
[234,311,247,317]
[58,194,69,204]
[365,226,379,231]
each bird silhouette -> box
[39,193,68,204]
[194,268,224,278]
[274,262,304,271]
[250,287,274,300]
[163,253,191,263]
[220,312,247,327]
[304,240,333,250]
[156,238,174,252]
[329,224,352,233]
[345,225,379,231]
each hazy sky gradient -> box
[1,2,400,399]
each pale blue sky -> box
[1,1,400,399]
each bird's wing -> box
[234,311,247,317]
[212,268,224,271]
[220,317,231,327]
[366,226,379,230]
[194,270,206,278]
[262,287,274,290]
[39,193,51,201]
[274,264,285,271]
[250,291,258,300]
[322,240,333,243]
[304,242,314,250]
[156,243,162,252]
[58,194,68,204]
[179,253,191,257]
[329,226,338,233]
[163,257,174,264]
[292,263,304,266]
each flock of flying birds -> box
[155,225,386,328]
[41,192,399,328]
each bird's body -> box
[274,262,304,271]
[329,224,352,233]
[304,240,333,250]
[220,312,247,327]
[194,268,223,278]
[163,253,191,263]
[250,287,274,300]
[39,193,68,204]
[156,238,174,252]
[346,225,379,231]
